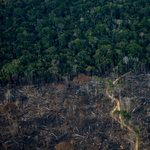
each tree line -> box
[0,0,150,86]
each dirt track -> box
[106,71,138,150]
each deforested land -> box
[0,72,150,150]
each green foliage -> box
[116,80,124,89]
[105,81,115,92]
[133,124,142,138]
[94,76,104,83]
[114,109,131,121]
[0,0,150,85]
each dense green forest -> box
[0,0,150,86]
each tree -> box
[1,59,20,84]
[17,33,27,43]
[58,34,67,48]
[24,65,35,85]
[106,80,115,94]
[48,64,60,82]
[74,38,83,54]
[94,49,103,74]
[123,56,129,71]
[114,29,129,42]
[86,66,95,76]
[44,46,57,55]
[125,41,142,58]
[73,28,81,38]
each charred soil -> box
[0,73,150,150]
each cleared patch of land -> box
[0,73,150,150]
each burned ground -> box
[0,73,150,150]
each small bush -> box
[114,109,131,121]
